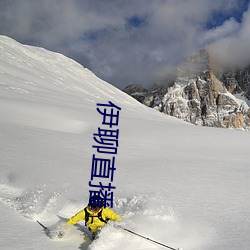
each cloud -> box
[0,0,249,88]
[209,4,250,69]
[200,18,240,45]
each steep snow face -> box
[0,36,250,250]
[0,35,145,119]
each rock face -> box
[123,84,147,103]
[217,66,250,100]
[123,49,250,130]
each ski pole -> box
[122,227,180,250]
[37,220,48,231]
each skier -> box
[66,200,122,239]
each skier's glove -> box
[113,224,123,229]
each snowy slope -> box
[0,36,250,250]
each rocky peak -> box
[123,49,250,130]
[122,83,147,103]
[177,48,210,78]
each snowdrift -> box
[0,36,250,250]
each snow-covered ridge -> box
[0,35,157,134]
[0,35,145,108]
[0,36,131,98]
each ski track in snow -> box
[0,179,212,250]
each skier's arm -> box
[104,208,122,222]
[67,209,85,225]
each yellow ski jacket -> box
[67,206,121,233]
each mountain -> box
[217,66,250,99]
[1,36,250,250]
[123,49,250,130]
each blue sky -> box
[0,0,249,89]
[205,0,249,28]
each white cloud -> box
[209,5,250,68]
[200,18,240,45]
[0,0,249,88]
